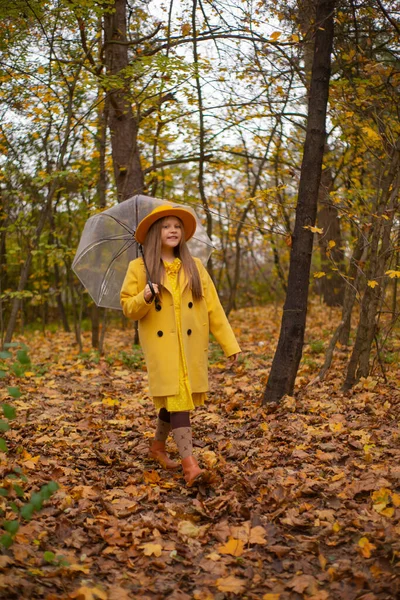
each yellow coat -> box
[120,257,241,397]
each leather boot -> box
[182,455,208,487]
[149,440,179,470]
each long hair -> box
[143,216,203,300]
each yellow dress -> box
[153,258,206,413]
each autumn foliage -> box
[1,305,400,598]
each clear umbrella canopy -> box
[72,195,214,310]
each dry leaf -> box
[69,586,107,600]
[218,537,244,557]
[215,575,247,594]
[140,542,162,557]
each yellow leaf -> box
[202,450,217,468]
[367,280,379,288]
[143,470,160,484]
[263,595,280,600]
[270,31,281,40]
[332,521,341,533]
[313,271,326,279]
[102,397,119,406]
[218,537,244,557]
[362,126,381,142]
[181,23,191,36]
[38,66,45,74]
[319,553,327,570]
[358,537,376,558]
[140,542,162,557]
[327,240,336,249]
[391,493,400,507]
[304,225,323,234]
[329,422,343,433]
[215,575,247,594]
[24,371,35,377]
[385,270,400,279]
[69,586,108,600]
[290,34,299,43]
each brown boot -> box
[182,455,208,487]
[149,440,179,470]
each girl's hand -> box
[144,283,159,302]
[228,353,239,365]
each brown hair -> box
[143,216,203,300]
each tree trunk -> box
[263,0,335,404]
[343,142,400,390]
[104,0,144,202]
[317,166,345,306]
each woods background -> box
[0,0,399,396]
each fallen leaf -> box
[218,537,244,557]
[140,542,162,557]
[215,575,247,594]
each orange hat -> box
[135,204,197,244]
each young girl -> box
[120,205,241,486]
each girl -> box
[120,205,241,486]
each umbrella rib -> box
[98,238,136,303]
[73,234,134,263]
[100,214,136,236]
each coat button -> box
[188,302,193,308]
[157,330,163,337]
[187,329,192,336]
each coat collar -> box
[162,259,189,295]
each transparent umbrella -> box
[72,194,214,310]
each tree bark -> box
[263,0,335,404]
[104,0,144,201]
[343,141,400,390]
[317,166,345,306]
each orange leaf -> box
[218,537,244,557]
[215,575,247,594]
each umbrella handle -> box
[148,280,156,299]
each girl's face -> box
[160,216,183,250]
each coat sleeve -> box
[196,259,241,357]
[120,259,152,321]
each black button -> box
[187,329,192,336]
[157,330,163,337]
[155,304,162,312]
[188,302,193,308]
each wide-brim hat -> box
[135,204,197,244]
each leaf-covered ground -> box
[1,302,400,600]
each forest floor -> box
[1,301,400,600]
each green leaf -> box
[7,387,21,399]
[11,363,24,377]
[0,421,9,432]
[20,503,34,521]
[2,404,16,419]
[0,438,8,452]
[30,492,43,511]
[4,342,19,348]
[46,481,59,494]
[0,351,12,360]
[16,350,30,365]
[0,488,8,497]
[3,520,19,535]
[43,551,56,563]
[9,502,19,514]
[0,371,6,378]
[13,484,25,498]
[0,533,13,548]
